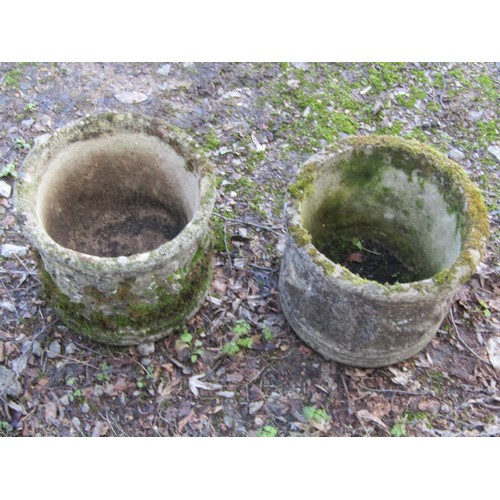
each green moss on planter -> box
[83,285,111,304]
[433,268,455,286]
[37,241,214,345]
[288,163,317,201]
[340,149,387,188]
[289,224,312,247]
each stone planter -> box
[15,113,216,345]
[279,135,489,367]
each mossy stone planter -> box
[279,135,489,367]
[15,113,216,345]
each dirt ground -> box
[0,62,498,437]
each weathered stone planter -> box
[15,113,216,345]
[279,135,489,367]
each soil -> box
[0,62,498,437]
[318,236,418,284]
[58,201,185,257]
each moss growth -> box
[289,224,311,247]
[367,63,407,91]
[4,68,23,87]
[203,128,221,151]
[37,240,214,345]
[288,163,317,201]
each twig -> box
[0,269,38,276]
[449,309,492,367]
[340,371,353,416]
[223,223,233,270]
[359,384,428,396]
[99,412,118,436]
[12,253,35,274]
[51,353,99,369]
[0,276,19,320]
[249,264,278,273]
[213,212,283,235]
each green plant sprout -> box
[351,237,380,255]
[15,137,31,150]
[180,330,204,363]
[390,417,407,437]
[262,324,274,342]
[303,406,331,424]
[222,320,253,356]
[256,425,278,437]
[0,163,17,178]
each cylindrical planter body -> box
[279,135,489,367]
[16,113,216,345]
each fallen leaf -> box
[226,372,244,384]
[189,373,222,396]
[44,402,57,422]
[37,378,49,388]
[11,352,29,376]
[417,399,440,413]
[114,91,149,104]
[178,410,196,433]
[388,367,413,386]
[346,252,365,264]
[251,133,266,152]
[486,337,500,373]
[488,298,500,312]
[91,421,109,437]
[8,400,27,414]
[357,409,388,430]
[114,378,128,392]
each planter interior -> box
[302,142,463,283]
[38,133,199,257]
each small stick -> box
[359,385,428,396]
[223,223,233,270]
[248,264,278,273]
[213,213,283,235]
[0,269,38,276]
[340,371,353,416]
[0,276,19,319]
[449,309,492,367]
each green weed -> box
[256,425,278,437]
[390,417,407,437]
[180,329,204,363]
[0,163,17,178]
[222,320,253,356]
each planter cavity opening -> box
[38,131,197,258]
[16,113,216,346]
[279,135,489,367]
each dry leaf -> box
[226,372,244,384]
[44,402,58,422]
[189,373,222,396]
[114,378,128,392]
[346,252,365,264]
[388,367,413,386]
[11,352,29,376]
[357,409,388,430]
[8,400,26,414]
[486,337,500,373]
[178,410,196,433]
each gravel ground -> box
[0,62,498,437]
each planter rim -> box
[285,135,489,298]
[15,112,216,274]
